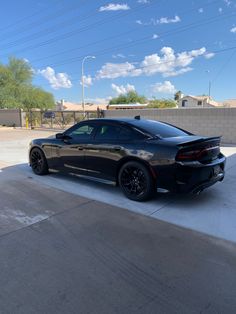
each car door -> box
[57,122,96,175]
[83,122,123,181]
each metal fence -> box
[23,110,102,129]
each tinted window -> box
[130,120,189,138]
[95,124,120,140]
[67,123,95,139]
[118,126,145,140]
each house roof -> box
[182,95,210,101]
[56,101,107,111]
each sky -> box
[0,0,236,103]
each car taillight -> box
[176,149,202,161]
[176,145,220,162]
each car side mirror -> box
[56,133,64,139]
[56,133,71,140]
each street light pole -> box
[81,55,95,117]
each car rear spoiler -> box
[177,136,222,148]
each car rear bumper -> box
[154,154,226,194]
[190,172,224,194]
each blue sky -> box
[0,0,236,103]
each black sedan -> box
[29,117,226,201]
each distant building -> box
[178,95,220,108]
[107,103,148,110]
[220,99,236,108]
[55,99,107,111]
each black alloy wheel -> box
[30,148,49,175]
[118,161,155,201]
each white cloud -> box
[204,52,215,59]
[137,0,150,3]
[96,62,142,79]
[112,53,126,59]
[198,8,204,13]
[80,75,93,87]
[224,0,231,6]
[39,67,72,89]
[163,67,193,77]
[152,81,176,94]
[96,46,206,79]
[152,34,159,39]
[136,16,181,26]
[99,3,130,12]
[111,83,135,95]
[218,7,223,13]
[158,15,181,24]
[230,26,236,33]
[141,47,205,76]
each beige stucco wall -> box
[104,107,236,144]
[0,109,22,127]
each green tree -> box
[174,91,182,101]
[0,57,54,110]
[7,57,33,85]
[109,91,147,105]
[20,86,55,110]
[148,99,177,109]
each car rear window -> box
[130,120,190,138]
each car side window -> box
[67,124,95,139]
[119,126,145,140]
[95,124,120,140]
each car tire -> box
[118,161,155,201]
[30,148,49,175]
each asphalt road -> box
[1,128,236,313]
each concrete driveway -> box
[1,128,236,243]
[1,128,236,313]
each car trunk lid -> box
[174,136,221,163]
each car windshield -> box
[129,120,190,138]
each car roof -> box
[83,117,171,129]
[83,117,154,124]
[81,118,190,137]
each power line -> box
[2,0,234,87]
[31,10,236,70]
[0,0,63,33]
[211,50,236,83]
[27,0,230,66]
[36,43,236,90]
[0,0,94,45]
[0,0,160,55]
[0,0,226,70]
[31,28,138,63]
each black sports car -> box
[29,117,226,201]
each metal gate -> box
[24,110,101,129]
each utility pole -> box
[208,80,211,98]
[81,56,96,117]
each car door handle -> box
[114,146,121,151]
